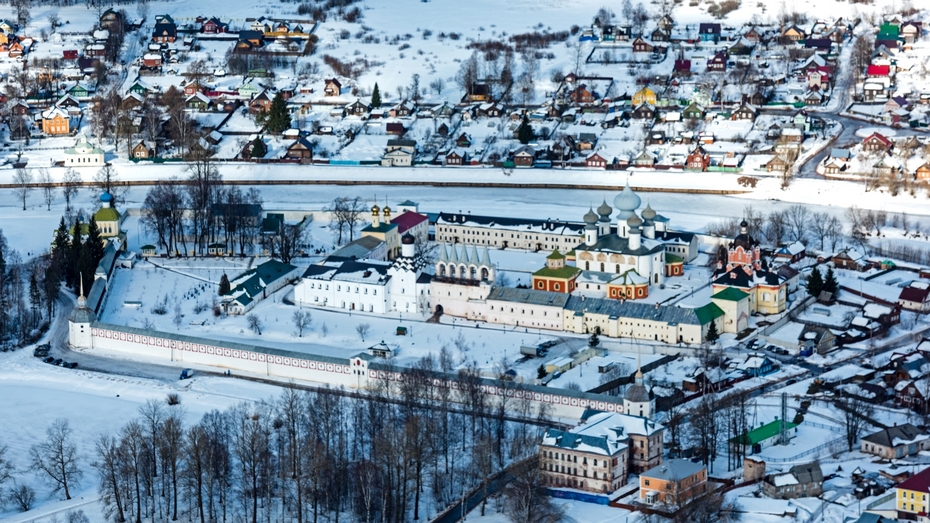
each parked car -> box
[43,356,55,364]
[52,358,62,366]
[58,360,68,367]
[68,362,78,369]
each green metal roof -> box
[546,249,565,260]
[533,265,581,279]
[694,303,724,325]
[730,419,798,446]
[665,252,683,264]
[93,207,120,222]
[712,287,750,302]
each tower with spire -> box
[69,275,96,349]
[623,347,655,419]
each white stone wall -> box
[294,278,389,314]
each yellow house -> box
[632,86,657,106]
[41,106,70,135]
[897,466,930,518]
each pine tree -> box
[250,137,267,158]
[807,267,824,298]
[537,364,546,380]
[52,217,70,282]
[517,114,534,144]
[219,273,231,295]
[823,266,838,295]
[705,318,720,343]
[589,326,600,347]
[78,246,96,295]
[86,217,105,267]
[265,92,291,134]
[371,82,381,108]
[29,272,41,326]
[69,216,83,289]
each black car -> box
[68,362,79,369]
[52,358,63,366]
[43,356,55,364]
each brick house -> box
[585,152,607,169]
[640,460,707,505]
[685,146,710,171]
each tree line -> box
[0,352,561,523]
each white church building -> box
[294,233,432,314]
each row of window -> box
[546,463,609,479]
[489,305,560,318]
[437,227,578,242]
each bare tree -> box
[837,394,874,451]
[13,168,32,210]
[0,444,14,499]
[785,204,811,243]
[29,418,82,500]
[39,168,55,210]
[356,323,371,341]
[62,168,80,212]
[94,164,126,206]
[292,310,312,337]
[502,461,563,523]
[9,483,35,512]
[809,212,831,251]
[247,314,263,335]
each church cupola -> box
[583,207,598,246]
[641,203,656,239]
[401,233,415,258]
[371,204,381,227]
[614,181,641,238]
[627,215,643,250]
[596,199,613,236]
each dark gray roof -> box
[329,235,385,259]
[861,423,925,447]
[302,260,390,280]
[543,428,612,454]
[641,459,705,481]
[564,296,703,325]
[486,287,570,308]
[625,383,650,402]
[574,234,664,256]
[789,462,823,484]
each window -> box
[644,480,650,486]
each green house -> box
[128,81,150,97]
[729,419,798,455]
[68,83,90,98]
[877,23,899,41]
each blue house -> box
[738,354,777,377]
[699,23,721,43]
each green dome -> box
[94,207,120,222]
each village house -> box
[64,133,105,166]
[131,141,155,159]
[706,52,728,72]
[152,16,177,43]
[896,466,930,519]
[324,78,342,97]
[284,138,313,161]
[861,424,930,459]
[382,139,416,167]
[899,285,930,312]
[41,106,70,135]
[699,23,721,43]
[763,462,823,499]
[685,146,710,171]
[640,460,707,505]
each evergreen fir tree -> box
[78,247,96,296]
[251,137,267,158]
[87,217,105,267]
[371,82,381,108]
[517,114,534,144]
[69,216,83,289]
[29,272,41,326]
[43,264,59,319]
[706,318,720,343]
[265,92,291,134]
[807,267,824,297]
[219,273,231,295]
[52,217,70,283]
[823,266,838,295]
[589,326,600,347]
[537,364,547,380]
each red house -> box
[685,147,711,171]
[861,132,892,152]
[585,152,607,168]
[866,64,890,78]
[62,49,78,60]
[201,17,228,34]
[707,52,727,72]
[632,37,654,53]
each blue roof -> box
[100,191,113,202]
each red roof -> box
[898,466,930,492]
[900,287,930,303]
[391,211,427,234]
[867,64,890,76]
[863,132,892,147]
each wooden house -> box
[285,138,313,160]
[685,146,710,171]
